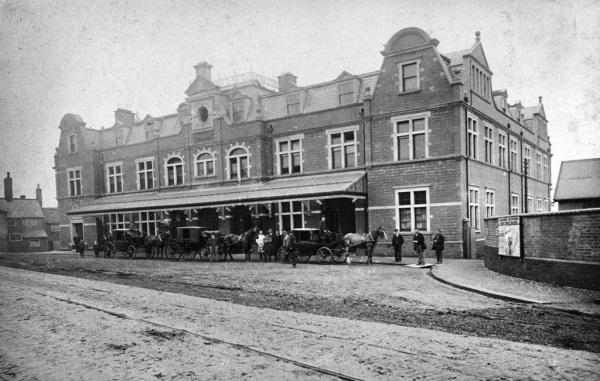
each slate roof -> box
[22,228,48,239]
[0,198,45,218]
[68,171,367,216]
[42,207,59,224]
[554,158,600,201]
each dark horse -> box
[343,226,387,266]
[144,231,171,259]
[222,227,258,261]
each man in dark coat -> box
[273,230,282,260]
[392,229,404,262]
[432,229,445,264]
[282,230,297,268]
[319,216,331,244]
[263,229,273,262]
[412,229,426,265]
[73,234,85,257]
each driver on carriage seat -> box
[319,216,331,244]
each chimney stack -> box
[194,61,213,81]
[277,72,297,93]
[114,108,135,125]
[4,172,13,202]
[36,184,42,207]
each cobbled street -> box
[1,252,599,380]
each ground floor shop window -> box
[278,201,304,232]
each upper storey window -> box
[467,115,478,159]
[484,124,494,164]
[510,138,519,172]
[391,112,429,161]
[398,60,420,93]
[67,168,82,196]
[195,152,215,177]
[498,132,507,169]
[115,129,124,146]
[68,134,77,153]
[231,100,244,123]
[327,126,358,169]
[106,163,123,194]
[166,157,184,186]
[287,93,300,115]
[338,82,354,105]
[136,158,154,190]
[229,148,249,180]
[145,125,154,140]
[471,63,491,100]
[276,136,303,175]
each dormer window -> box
[287,93,300,115]
[338,82,354,105]
[232,100,244,123]
[197,106,209,123]
[399,60,420,93]
[471,63,490,100]
[145,124,154,140]
[115,129,124,146]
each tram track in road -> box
[37,291,367,381]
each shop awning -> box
[67,171,367,216]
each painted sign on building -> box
[498,216,520,257]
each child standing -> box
[256,230,265,260]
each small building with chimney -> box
[53,28,553,258]
[0,173,50,252]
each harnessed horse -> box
[144,231,171,259]
[342,227,387,265]
[222,227,258,261]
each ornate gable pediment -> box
[470,44,490,71]
[185,76,221,96]
[336,71,357,81]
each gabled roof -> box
[185,76,221,96]
[42,207,59,223]
[554,159,600,201]
[522,103,547,121]
[0,198,45,218]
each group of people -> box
[392,228,445,265]
[255,229,297,266]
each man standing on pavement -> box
[273,230,282,260]
[392,229,404,262]
[413,229,426,266]
[73,234,85,257]
[432,229,445,264]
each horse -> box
[343,226,388,266]
[222,227,258,261]
[144,231,171,259]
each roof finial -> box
[475,31,481,43]
[539,96,542,104]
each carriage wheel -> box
[103,242,116,258]
[198,246,210,261]
[165,242,181,262]
[316,247,331,264]
[180,248,195,261]
[277,246,289,263]
[331,248,348,264]
[126,245,137,259]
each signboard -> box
[498,216,520,257]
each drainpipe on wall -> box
[463,92,470,259]
[507,123,512,215]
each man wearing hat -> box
[392,228,404,262]
[263,229,273,262]
[282,230,297,267]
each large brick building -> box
[54,27,552,257]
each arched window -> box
[195,152,215,177]
[228,148,249,180]
[166,157,184,186]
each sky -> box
[1,0,599,208]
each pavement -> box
[359,254,600,316]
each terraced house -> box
[54,27,552,257]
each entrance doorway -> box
[232,206,253,234]
[72,222,83,240]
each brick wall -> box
[484,208,600,290]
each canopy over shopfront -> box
[67,171,367,216]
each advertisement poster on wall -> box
[498,216,520,257]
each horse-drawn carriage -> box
[170,226,222,261]
[278,227,387,265]
[109,228,150,259]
